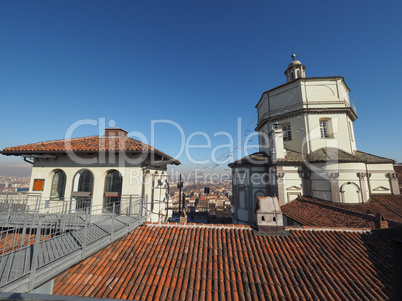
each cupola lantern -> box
[284,53,306,83]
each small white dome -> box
[288,60,302,67]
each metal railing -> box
[0,194,146,292]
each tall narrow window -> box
[320,120,329,138]
[238,185,247,209]
[348,121,355,142]
[104,170,122,214]
[78,170,93,192]
[282,124,292,141]
[72,169,94,212]
[51,170,66,199]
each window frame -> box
[320,119,330,138]
[282,123,292,141]
[50,169,66,200]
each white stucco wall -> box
[367,163,395,194]
[27,154,169,222]
[305,114,356,154]
[301,78,349,105]
[281,166,303,204]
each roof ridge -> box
[285,226,372,233]
[6,135,99,148]
[144,221,252,229]
[322,148,329,160]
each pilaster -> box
[301,169,311,197]
[357,172,370,203]
[276,167,286,205]
[328,173,340,203]
[387,173,400,195]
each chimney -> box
[179,210,187,223]
[255,196,287,236]
[104,128,128,138]
[375,213,389,229]
[269,125,285,161]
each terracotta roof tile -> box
[306,148,395,163]
[53,224,394,300]
[229,148,395,167]
[0,233,52,255]
[1,135,180,164]
[281,196,402,228]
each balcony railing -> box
[0,194,146,292]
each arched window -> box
[50,170,66,200]
[76,170,93,192]
[72,169,94,212]
[104,170,123,213]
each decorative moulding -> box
[372,186,390,191]
[286,186,302,191]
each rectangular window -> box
[283,125,292,141]
[320,121,329,138]
[238,187,246,209]
[33,179,45,191]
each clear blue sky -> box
[1,0,401,176]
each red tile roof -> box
[53,225,393,300]
[0,233,51,255]
[281,196,402,228]
[229,148,395,167]
[1,135,180,165]
[343,195,402,224]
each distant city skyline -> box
[1,1,401,177]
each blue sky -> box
[0,0,401,176]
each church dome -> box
[288,60,302,67]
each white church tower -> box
[229,54,399,226]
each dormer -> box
[284,53,306,83]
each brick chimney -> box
[104,128,128,138]
[375,213,389,229]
